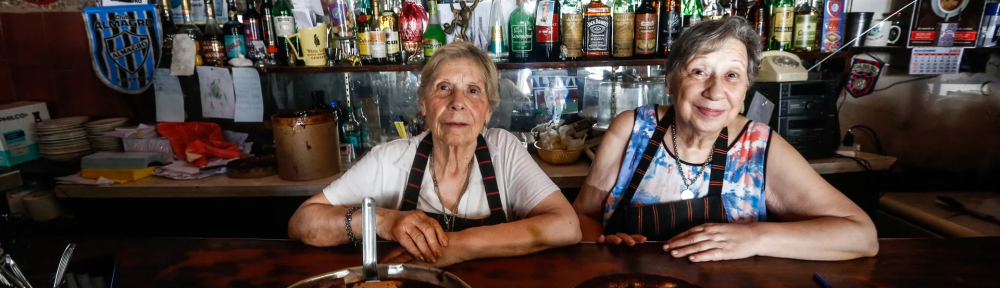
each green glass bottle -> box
[273,0,297,65]
[611,0,634,58]
[509,0,535,62]
[423,2,447,62]
[769,0,794,51]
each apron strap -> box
[400,133,506,223]
[606,106,730,234]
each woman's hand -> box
[597,234,647,246]
[664,223,760,262]
[382,232,471,268]
[376,209,448,263]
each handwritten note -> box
[231,68,265,122]
[153,68,185,122]
[196,66,236,119]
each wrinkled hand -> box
[382,232,470,268]
[376,209,448,263]
[597,233,647,246]
[664,223,760,262]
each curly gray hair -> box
[664,17,763,88]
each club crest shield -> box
[846,58,884,98]
[83,5,162,94]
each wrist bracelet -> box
[345,206,361,247]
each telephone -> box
[757,51,808,82]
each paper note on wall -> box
[153,68,185,122]
[231,68,265,122]
[196,66,236,119]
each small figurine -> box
[442,0,480,42]
[347,55,362,66]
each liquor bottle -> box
[509,0,535,62]
[423,1,447,61]
[658,0,681,57]
[354,104,373,151]
[487,0,508,62]
[611,0,634,58]
[583,0,611,58]
[178,0,204,65]
[400,0,427,62]
[201,0,226,66]
[243,0,265,61]
[260,0,280,61]
[343,106,362,151]
[159,0,177,67]
[730,0,748,17]
[633,0,656,58]
[748,0,769,49]
[792,0,820,52]
[369,0,388,64]
[330,101,347,143]
[357,0,373,64]
[379,0,402,64]
[274,0,296,65]
[223,0,248,60]
[769,0,794,51]
[561,0,584,61]
[682,0,703,28]
[534,0,560,61]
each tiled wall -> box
[0,12,152,121]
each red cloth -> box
[157,122,243,167]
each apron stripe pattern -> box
[605,106,730,240]
[399,133,508,231]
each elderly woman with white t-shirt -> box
[288,42,582,267]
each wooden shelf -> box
[54,152,894,198]
[255,58,667,73]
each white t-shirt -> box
[323,129,559,221]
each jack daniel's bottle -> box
[582,0,611,58]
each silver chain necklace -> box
[429,153,474,232]
[671,121,713,200]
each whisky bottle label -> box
[386,30,401,55]
[370,31,387,58]
[635,13,656,55]
[613,13,634,57]
[274,16,295,36]
[201,39,226,62]
[358,31,371,60]
[424,38,443,58]
[793,15,818,49]
[562,14,584,57]
[224,35,247,58]
[772,7,794,44]
[584,15,610,53]
[511,23,532,55]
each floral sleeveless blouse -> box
[603,105,772,226]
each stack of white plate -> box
[35,116,92,161]
[84,118,128,152]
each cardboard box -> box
[820,0,846,53]
[908,0,988,47]
[0,102,50,166]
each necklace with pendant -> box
[671,121,713,200]
[430,153,474,231]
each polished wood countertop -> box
[55,152,895,198]
[29,236,999,288]
[881,192,1000,237]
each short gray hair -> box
[418,42,500,108]
[664,17,763,87]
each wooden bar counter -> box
[54,152,895,198]
[33,236,998,287]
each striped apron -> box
[399,133,508,232]
[605,107,730,240]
